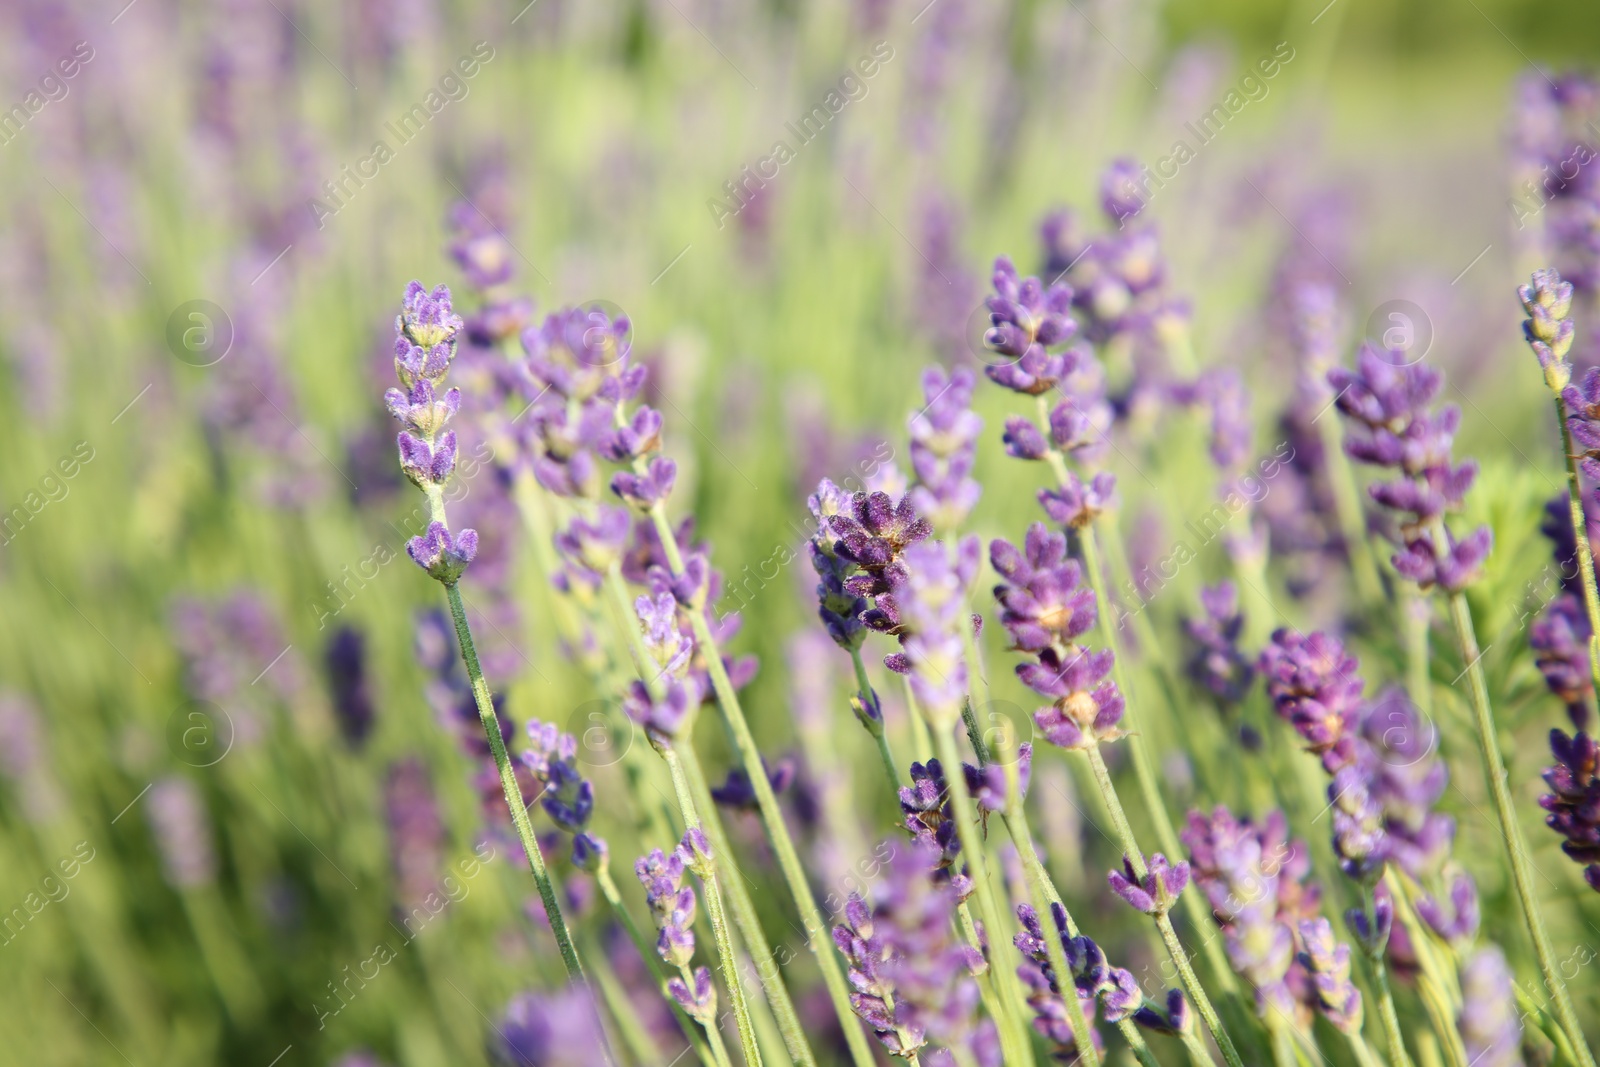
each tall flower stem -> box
[1316,414,1388,610]
[443,579,587,983]
[642,505,877,1067]
[1266,1019,1298,1067]
[1361,886,1415,1067]
[849,646,903,794]
[930,724,1038,1066]
[602,568,815,1067]
[1082,744,1244,1067]
[1386,874,1468,1067]
[661,744,764,1067]
[1441,583,1597,1067]
[597,865,719,1067]
[1554,394,1600,695]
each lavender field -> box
[3,1,1600,1065]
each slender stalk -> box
[1316,412,1387,609]
[1181,1028,1219,1067]
[676,743,810,1067]
[662,744,763,1067]
[1267,1020,1299,1067]
[644,505,877,1067]
[598,866,719,1067]
[851,646,904,791]
[606,566,815,1067]
[1386,873,1468,1067]
[1082,745,1244,1067]
[443,580,586,982]
[1555,394,1600,696]
[591,947,668,1066]
[1403,589,1433,720]
[1444,586,1597,1067]
[932,725,1037,1066]
[1360,885,1414,1067]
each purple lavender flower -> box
[520,719,605,868]
[1531,593,1594,728]
[622,676,703,743]
[497,984,609,1066]
[1182,581,1254,708]
[827,489,935,600]
[888,539,980,715]
[1259,629,1366,773]
[147,777,216,889]
[1520,268,1577,392]
[1456,948,1524,1067]
[611,456,678,511]
[1540,729,1600,892]
[385,757,445,913]
[832,840,983,1058]
[325,626,375,747]
[982,257,1077,395]
[1297,918,1363,1033]
[387,282,479,583]
[1107,853,1190,916]
[990,525,1126,751]
[1183,806,1322,1018]
[907,366,983,531]
[1011,904,1104,1059]
[1329,344,1491,591]
[711,756,798,810]
[552,506,631,591]
[899,760,971,899]
[1359,688,1456,882]
[1101,157,1148,225]
[637,839,699,969]
[807,479,871,649]
[1039,470,1117,529]
[1416,872,1481,946]
[962,743,1031,816]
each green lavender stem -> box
[644,504,877,1067]
[1362,885,1415,1067]
[1082,744,1244,1067]
[661,744,763,1067]
[1345,1030,1388,1067]
[1316,411,1387,610]
[1554,394,1600,697]
[1442,585,1597,1067]
[1386,873,1468,1067]
[591,947,669,1066]
[849,646,903,796]
[442,580,587,983]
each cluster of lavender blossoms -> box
[1328,344,1491,593]
[990,523,1124,751]
[636,831,719,1025]
[387,283,478,582]
[832,841,990,1062]
[521,719,607,871]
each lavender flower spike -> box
[386,282,477,584]
[1520,267,1577,392]
[1297,918,1363,1034]
[1456,948,1524,1067]
[1107,853,1189,916]
[1540,729,1600,892]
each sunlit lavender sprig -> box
[1182,580,1255,711]
[1456,948,1524,1067]
[906,365,982,533]
[388,282,588,987]
[636,833,718,1028]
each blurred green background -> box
[0,0,1596,1064]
